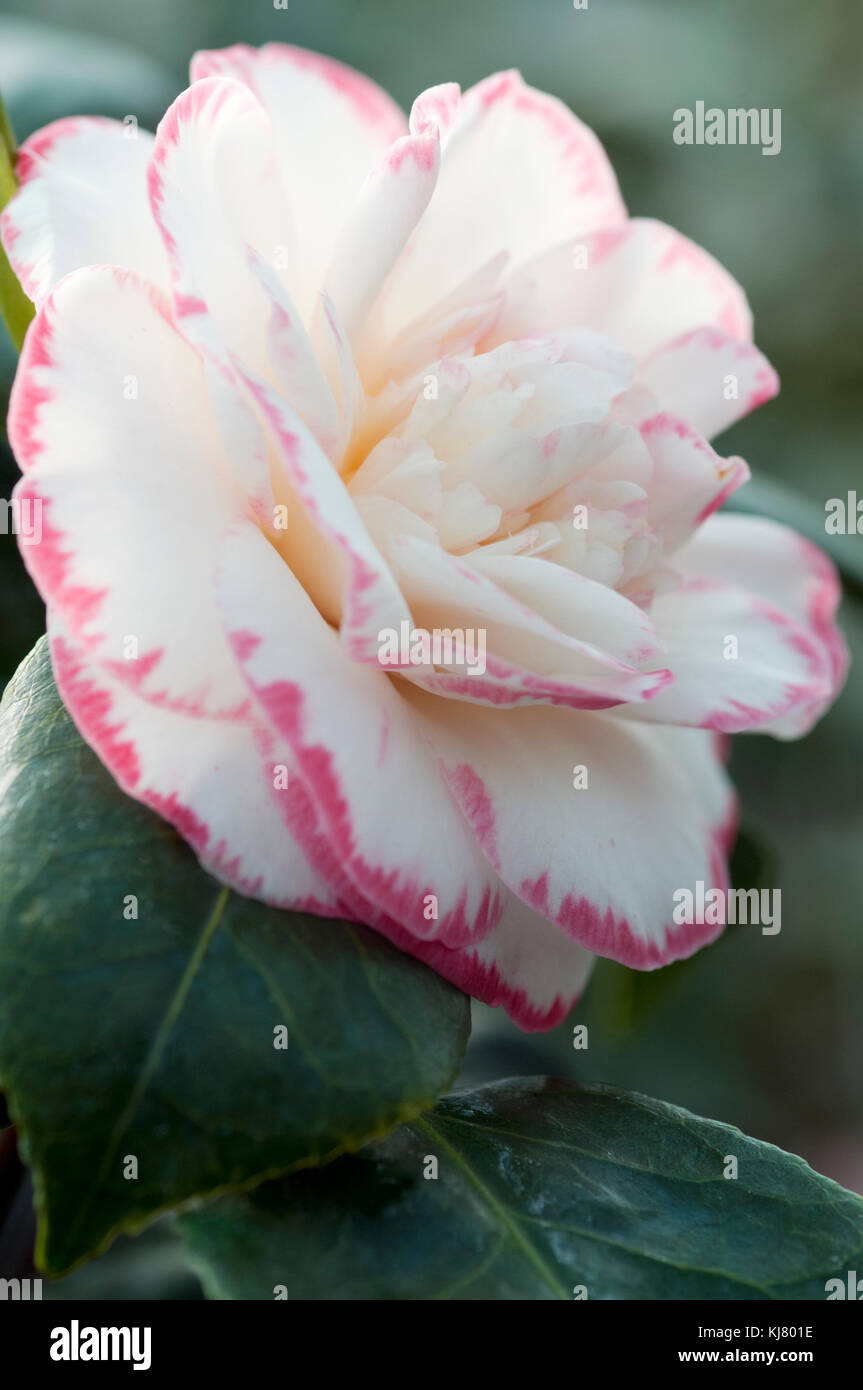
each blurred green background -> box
[0,0,861,1297]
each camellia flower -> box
[2,45,846,1028]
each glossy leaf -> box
[179,1078,863,1301]
[0,638,470,1275]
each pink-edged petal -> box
[362,252,507,390]
[638,327,779,441]
[148,76,291,378]
[641,514,847,736]
[190,43,407,319]
[322,130,440,349]
[148,77,303,516]
[406,689,737,968]
[49,617,344,915]
[622,580,837,736]
[391,533,671,709]
[228,354,411,659]
[222,682,591,1031]
[490,218,753,359]
[622,514,847,736]
[246,246,342,458]
[215,520,506,948]
[316,294,366,458]
[640,413,750,554]
[190,42,406,143]
[9,265,251,717]
[1,116,168,307]
[409,83,461,140]
[469,550,665,665]
[370,893,595,1031]
[374,70,626,342]
[687,514,848,711]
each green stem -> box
[0,90,34,354]
[0,95,18,159]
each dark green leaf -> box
[178,1077,863,1300]
[0,638,470,1275]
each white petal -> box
[391,534,672,708]
[406,688,737,967]
[626,514,848,737]
[148,76,292,379]
[49,617,343,915]
[378,893,595,1030]
[374,70,626,342]
[10,265,249,717]
[491,218,753,359]
[216,521,507,947]
[1,116,168,306]
[228,355,412,659]
[190,43,407,318]
[322,132,440,348]
[638,327,779,441]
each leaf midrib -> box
[52,884,231,1258]
[415,1114,570,1301]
